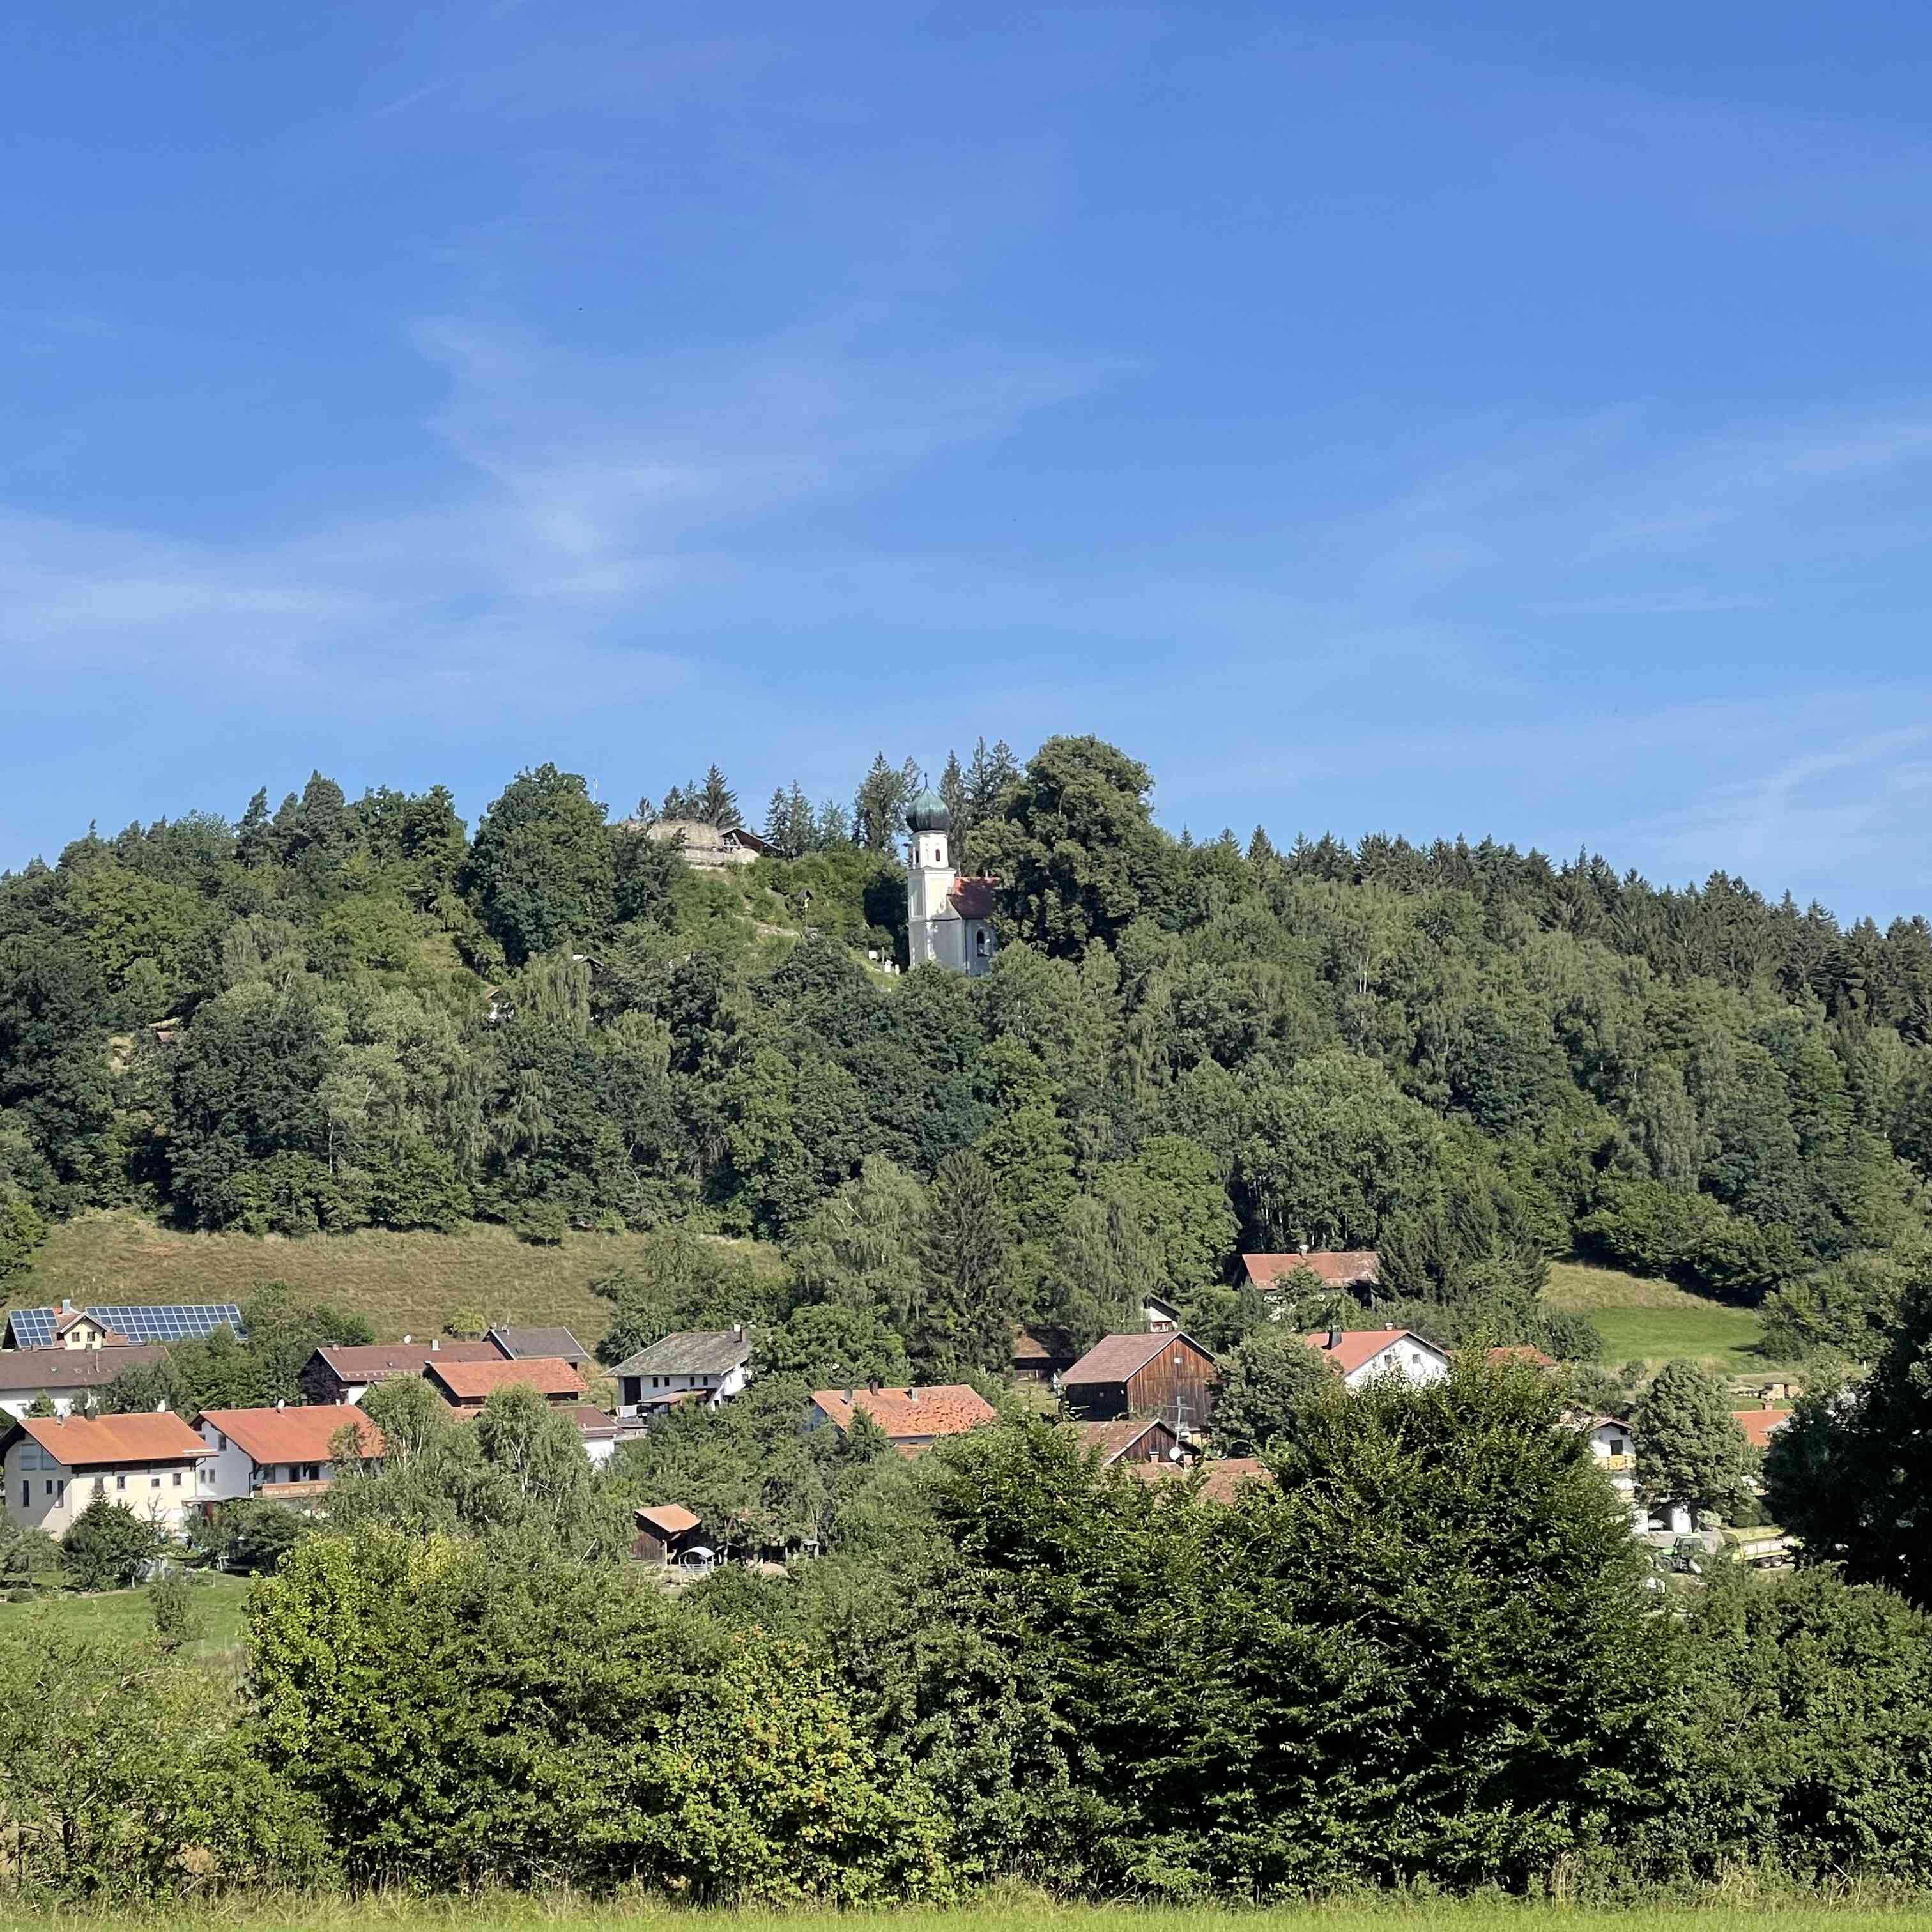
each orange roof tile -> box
[636,1503,700,1537]
[809,1384,995,1442]
[1243,1250,1381,1289]
[1131,1455,1273,1503]
[1076,1416,1179,1465]
[1731,1406,1793,1451]
[426,1356,585,1402]
[199,1406,381,1465]
[14,1411,209,1468]
[1302,1328,1443,1376]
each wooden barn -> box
[1059,1330,1219,1432]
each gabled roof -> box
[425,1356,584,1402]
[1242,1250,1381,1290]
[0,1344,168,1393]
[1486,1345,1560,1369]
[1731,1406,1793,1450]
[1011,1323,1078,1367]
[1303,1328,1445,1376]
[309,1342,501,1384]
[8,1411,210,1468]
[199,1405,382,1465]
[1061,1330,1216,1386]
[808,1384,995,1441]
[486,1324,591,1363]
[1076,1416,1179,1466]
[5,1302,245,1350]
[608,1330,753,1377]
[636,1503,700,1537]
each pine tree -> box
[696,765,740,830]
[915,1153,1016,1376]
[763,786,793,856]
[1247,824,1276,866]
[853,754,910,852]
[783,783,815,859]
[814,799,852,848]
[965,737,1020,823]
[939,750,968,859]
[236,787,272,868]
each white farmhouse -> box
[610,1328,755,1418]
[1302,1326,1452,1390]
[0,1411,211,1536]
[194,1403,383,1507]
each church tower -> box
[905,787,956,970]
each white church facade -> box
[905,789,999,976]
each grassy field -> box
[1544,1261,1785,1377]
[24,1212,786,1347]
[0,1571,251,1659]
[0,1897,1920,1930]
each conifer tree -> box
[696,765,740,830]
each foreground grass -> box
[24,1212,785,1347]
[1544,1262,1787,1377]
[0,1571,250,1660]
[0,1897,1926,1930]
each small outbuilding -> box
[1059,1331,1220,1432]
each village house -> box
[1142,1292,1181,1332]
[610,1329,754,1418]
[805,1382,997,1453]
[425,1356,585,1411]
[2,1300,244,1351]
[1581,1414,1639,1515]
[1059,1331,1220,1432]
[195,1403,383,1508]
[486,1325,592,1371]
[300,1338,502,1406]
[1011,1323,1079,1384]
[1075,1415,1182,1466]
[0,1411,211,1536]
[0,1344,168,1419]
[1241,1250,1381,1296]
[641,819,776,869]
[631,1503,707,1564]
[1303,1326,1450,1390]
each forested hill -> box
[2,733,1928,1368]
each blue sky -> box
[7,2,1932,917]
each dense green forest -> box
[4,734,1931,1367]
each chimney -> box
[733,1323,744,1342]
[403,1334,413,1345]
[906,1387,920,1404]
[431,1338,440,1352]
[867,1376,882,1394]
[155,1399,168,1413]
[1298,1241,1308,1256]
[60,1298,73,1314]
[1327,1324,1342,1351]
[275,1397,286,1412]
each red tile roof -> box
[1303,1328,1442,1376]
[13,1411,209,1468]
[1243,1250,1381,1289]
[199,1406,381,1465]
[809,1384,995,1441]
[950,877,999,920]
[425,1356,585,1402]
[1731,1406,1793,1451]
[1131,1455,1273,1502]
[314,1342,502,1383]
[1011,1323,1077,1367]
[1062,1331,1215,1386]
[1486,1345,1560,1369]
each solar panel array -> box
[4,1303,246,1349]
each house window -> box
[116,1475,126,1491]
[215,1432,227,1452]
[150,1475,160,1489]
[172,1471,182,1487]
[43,1480,52,1498]
[17,1483,25,1509]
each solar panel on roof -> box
[2,1303,245,1349]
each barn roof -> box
[487,1324,591,1363]
[1061,1330,1215,1386]
[608,1330,753,1377]
[1075,1416,1178,1465]
[426,1356,584,1402]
